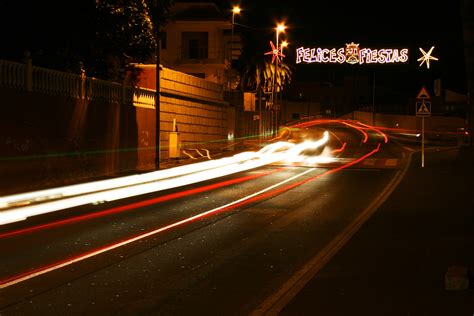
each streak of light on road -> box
[0,131,330,225]
[0,168,283,239]
[0,143,381,290]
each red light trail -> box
[0,169,283,239]
[0,142,381,289]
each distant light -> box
[281,40,289,48]
[276,23,286,33]
[417,46,438,69]
[232,6,241,14]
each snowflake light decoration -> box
[265,41,285,64]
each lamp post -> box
[280,40,288,124]
[273,23,286,134]
[155,29,161,170]
[231,6,241,73]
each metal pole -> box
[280,83,283,124]
[231,13,234,70]
[372,68,376,126]
[155,31,161,170]
[259,89,262,140]
[468,91,473,147]
[422,116,425,168]
[275,31,279,135]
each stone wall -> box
[136,65,233,158]
[0,64,234,195]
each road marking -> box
[0,145,384,289]
[251,151,413,316]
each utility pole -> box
[155,30,161,170]
[372,68,376,126]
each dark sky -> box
[232,0,467,94]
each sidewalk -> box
[280,145,474,315]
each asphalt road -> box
[280,145,474,316]
[0,122,406,315]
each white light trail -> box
[0,152,260,209]
[0,167,316,289]
[0,132,330,225]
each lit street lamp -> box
[231,6,241,69]
[273,23,286,133]
[280,40,288,123]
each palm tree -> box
[239,53,292,110]
[236,25,292,106]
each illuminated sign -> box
[265,41,285,64]
[296,42,409,65]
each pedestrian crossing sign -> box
[416,99,431,116]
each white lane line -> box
[251,151,412,316]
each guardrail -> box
[0,59,156,108]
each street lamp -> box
[273,22,286,133]
[280,40,288,123]
[231,6,241,69]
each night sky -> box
[234,0,467,95]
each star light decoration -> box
[417,46,438,69]
[265,41,285,64]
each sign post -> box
[416,86,432,167]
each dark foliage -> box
[0,0,173,82]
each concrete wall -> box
[136,65,232,158]
[282,100,322,124]
[340,110,467,131]
[0,87,138,195]
[0,65,234,194]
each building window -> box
[182,32,208,59]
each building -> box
[282,71,371,123]
[160,2,241,90]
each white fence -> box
[0,59,156,108]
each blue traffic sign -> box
[416,100,431,116]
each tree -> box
[240,59,291,93]
[237,29,292,109]
[95,0,157,81]
[147,0,175,31]
[0,0,173,82]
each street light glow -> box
[232,6,241,14]
[281,40,289,48]
[276,23,286,33]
